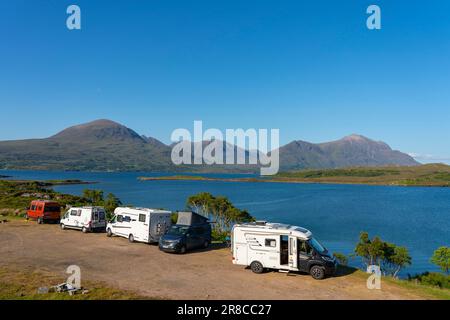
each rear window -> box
[44,206,60,212]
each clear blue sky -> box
[1,0,449,163]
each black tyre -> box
[128,234,134,243]
[310,265,325,280]
[250,261,264,274]
[179,245,186,254]
[106,228,112,237]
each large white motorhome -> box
[106,207,172,244]
[60,206,106,233]
[231,221,337,279]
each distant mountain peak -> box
[342,134,369,142]
[50,119,145,143]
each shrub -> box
[333,253,348,266]
[408,272,450,289]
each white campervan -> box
[60,206,107,233]
[231,221,337,279]
[106,207,172,244]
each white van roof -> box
[234,221,313,239]
[114,207,171,215]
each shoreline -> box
[137,175,450,188]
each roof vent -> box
[255,221,267,226]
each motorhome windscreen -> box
[308,238,326,254]
[167,225,189,236]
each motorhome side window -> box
[70,210,78,216]
[265,239,276,247]
[139,214,146,223]
[117,215,123,222]
[123,216,131,223]
[77,209,82,216]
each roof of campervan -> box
[176,211,209,226]
[234,221,313,240]
[32,200,60,205]
[114,207,171,215]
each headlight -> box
[322,255,335,262]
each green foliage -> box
[354,232,411,278]
[430,247,450,274]
[81,189,122,220]
[383,243,412,278]
[0,181,122,221]
[171,212,178,224]
[186,192,255,241]
[333,253,348,266]
[408,272,450,289]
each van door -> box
[298,239,313,272]
[289,236,298,269]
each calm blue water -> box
[2,169,449,277]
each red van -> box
[26,200,61,224]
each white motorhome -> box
[231,221,337,279]
[106,207,172,244]
[60,206,107,233]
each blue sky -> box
[1,0,449,163]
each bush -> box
[333,253,348,266]
[408,272,450,289]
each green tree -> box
[82,189,104,205]
[104,193,122,220]
[187,192,255,241]
[383,243,412,278]
[430,247,450,274]
[354,232,412,277]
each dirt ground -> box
[0,221,429,300]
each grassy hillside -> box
[274,163,450,186]
[139,164,450,187]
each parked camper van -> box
[232,222,336,280]
[60,207,106,233]
[106,207,172,244]
[26,200,61,224]
[159,211,211,254]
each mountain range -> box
[0,119,419,173]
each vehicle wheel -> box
[60,223,65,230]
[128,234,134,243]
[82,227,87,233]
[179,245,186,254]
[250,261,264,274]
[37,217,43,224]
[106,228,112,237]
[203,240,210,248]
[25,214,29,221]
[310,265,325,280]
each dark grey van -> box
[159,212,211,254]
